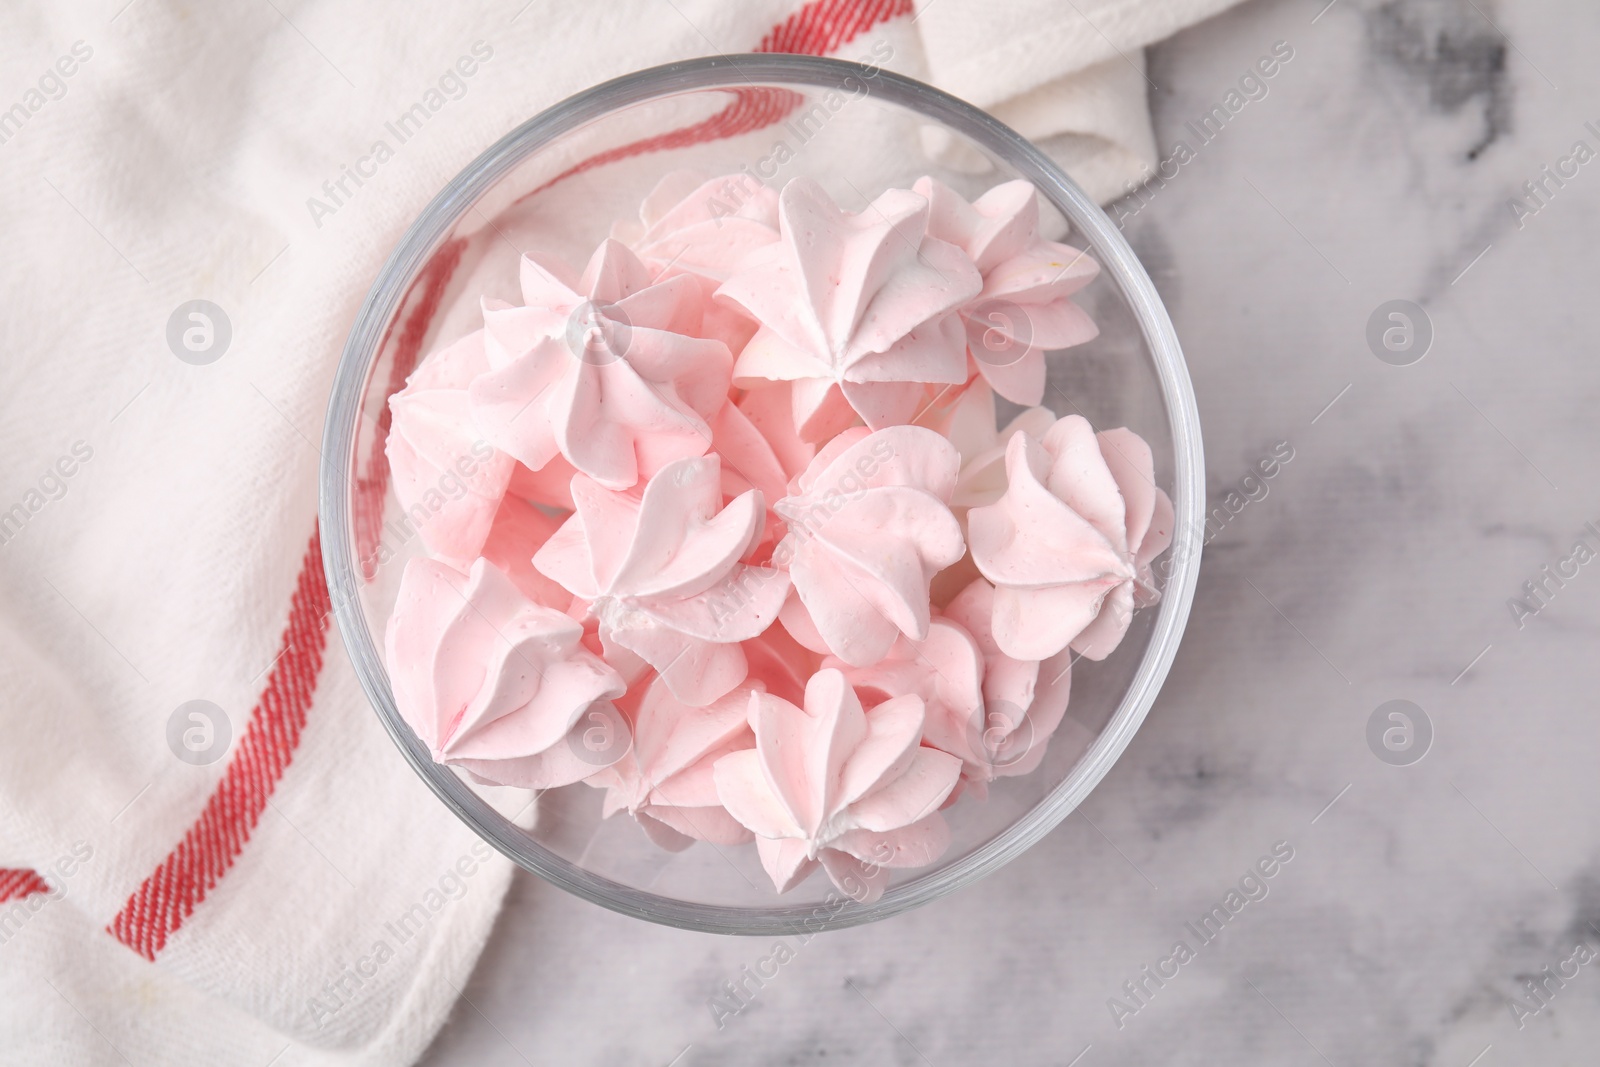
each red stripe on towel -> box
[106,241,468,961]
[0,869,50,903]
[531,0,912,193]
[106,530,331,961]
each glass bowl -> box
[319,54,1203,934]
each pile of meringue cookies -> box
[384,170,1173,902]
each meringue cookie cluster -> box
[382,171,1172,901]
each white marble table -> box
[423,0,1600,1062]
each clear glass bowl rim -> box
[319,53,1205,935]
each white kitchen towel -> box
[0,0,1237,1063]
[914,0,1243,201]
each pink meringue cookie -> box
[712,668,962,900]
[478,493,569,609]
[740,624,817,708]
[774,425,964,668]
[708,398,790,518]
[827,617,983,783]
[912,374,996,462]
[468,239,733,490]
[717,178,981,439]
[950,400,1058,511]
[587,676,756,851]
[508,452,579,511]
[623,171,780,281]
[940,578,1073,794]
[908,377,1026,601]
[617,171,782,356]
[734,381,818,483]
[914,177,1100,407]
[533,454,790,707]
[386,329,514,562]
[385,556,626,790]
[967,415,1174,662]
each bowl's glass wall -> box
[321,56,1202,934]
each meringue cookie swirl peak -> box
[716,178,981,439]
[468,238,732,491]
[533,454,790,708]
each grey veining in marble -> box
[423,0,1600,1062]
